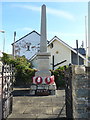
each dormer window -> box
[26,42,31,51]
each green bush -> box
[51,66,68,89]
[1,53,35,86]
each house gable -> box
[12,30,40,59]
[48,36,86,69]
[48,36,85,60]
[48,39,71,69]
[12,30,40,45]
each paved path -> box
[7,88,66,119]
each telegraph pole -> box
[85,16,88,66]
[76,40,79,65]
[13,31,16,58]
[0,30,5,53]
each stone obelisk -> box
[35,4,51,78]
[40,4,47,52]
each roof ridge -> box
[12,30,40,45]
[48,36,85,59]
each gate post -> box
[65,65,90,119]
[72,65,89,119]
[65,65,73,118]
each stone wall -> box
[72,65,89,119]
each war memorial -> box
[30,5,56,95]
[0,3,90,120]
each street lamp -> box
[13,31,16,58]
[0,30,5,53]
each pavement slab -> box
[7,88,66,119]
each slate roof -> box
[74,48,86,55]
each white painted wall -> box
[13,32,40,60]
[47,39,71,69]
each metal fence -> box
[0,64,14,120]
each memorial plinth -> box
[35,52,51,76]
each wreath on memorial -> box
[35,76,42,84]
[45,77,51,84]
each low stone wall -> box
[72,65,90,119]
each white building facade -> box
[47,36,71,69]
[12,31,85,70]
[12,31,40,60]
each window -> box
[26,42,31,51]
[56,51,59,54]
[50,43,53,49]
[27,45,30,51]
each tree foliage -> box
[51,66,68,89]
[1,53,36,86]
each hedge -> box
[51,66,68,89]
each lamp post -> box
[76,40,79,65]
[0,30,5,53]
[13,31,16,58]
[85,16,88,66]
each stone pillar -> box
[88,2,90,66]
[72,65,89,119]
